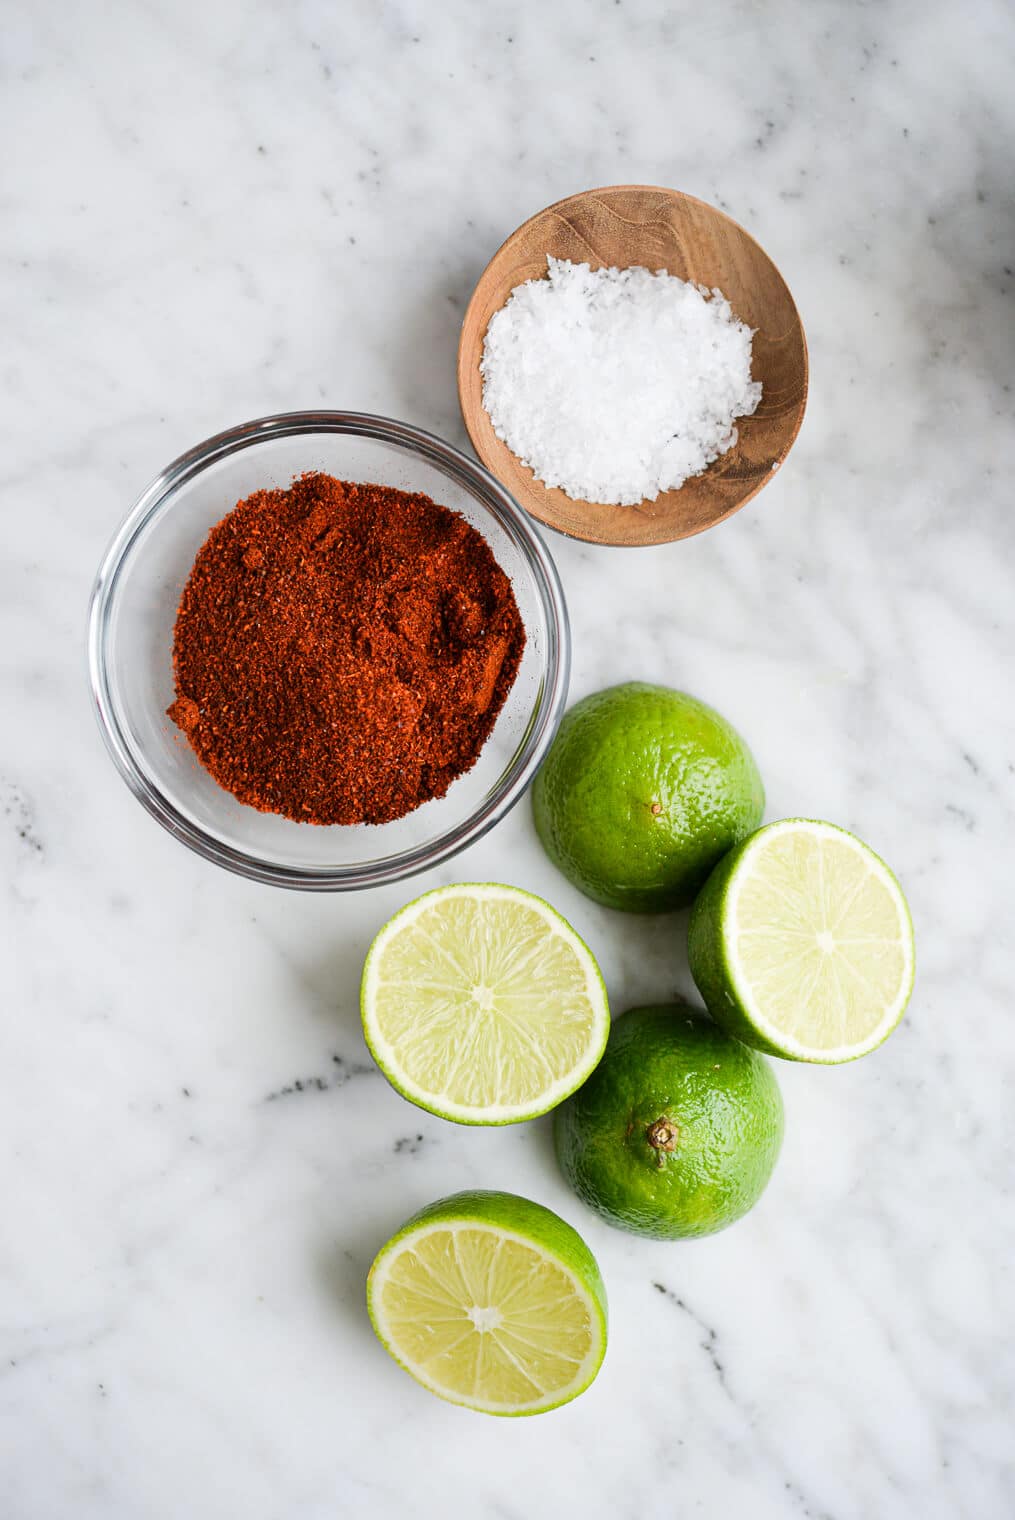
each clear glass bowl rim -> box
[87,410,571,891]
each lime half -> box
[367,1190,608,1416]
[688,819,915,1063]
[361,884,610,1124]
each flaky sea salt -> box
[480,257,762,507]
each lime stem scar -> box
[646,1116,680,1167]
[650,801,663,815]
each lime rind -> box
[366,1190,608,1416]
[361,883,611,1125]
[689,819,915,1064]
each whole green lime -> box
[532,682,764,912]
[553,1005,784,1240]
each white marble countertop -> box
[5,1,1014,1515]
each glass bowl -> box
[88,412,570,890]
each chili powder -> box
[167,472,525,825]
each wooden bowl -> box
[457,185,808,547]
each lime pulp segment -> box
[361,884,610,1124]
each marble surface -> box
[4,0,1014,1515]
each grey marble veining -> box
[3,1,1014,1516]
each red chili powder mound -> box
[167,472,526,825]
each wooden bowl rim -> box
[456,184,809,548]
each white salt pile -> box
[480,257,762,507]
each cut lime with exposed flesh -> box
[367,1190,608,1416]
[361,884,610,1124]
[688,819,915,1063]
